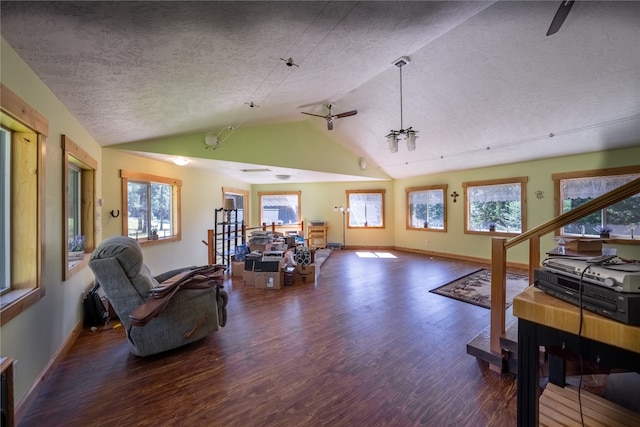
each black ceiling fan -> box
[301,104,357,131]
[547,0,575,36]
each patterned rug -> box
[430,269,529,309]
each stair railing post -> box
[490,237,508,372]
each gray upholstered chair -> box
[89,236,228,356]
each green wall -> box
[394,146,640,264]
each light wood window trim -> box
[405,184,448,232]
[0,84,48,326]
[462,176,528,236]
[222,187,249,222]
[552,165,640,244]
[120,170,182,246]
[346,189,386,229]
[258,191,302,227]
[62,135,97,280]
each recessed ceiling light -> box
[275,174,291,180]
[173,157,189,166]
[241,168,272,173]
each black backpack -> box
[83,282,109,327]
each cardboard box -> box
[232,261,244,277]
[566,239,602,252]
[294,263,316,284]
[255,271,283,289]
[243,270,256,286]
[250,243,273,253]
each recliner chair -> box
[89,236,228,356]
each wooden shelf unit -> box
[307,225,328,249]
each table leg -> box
[517,319,538,427]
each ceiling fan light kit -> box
[387,56,418,153]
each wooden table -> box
[512,286,640,426]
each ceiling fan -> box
[547,0,575,36]
[301,104,357,131]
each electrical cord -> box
[576,264,590,427]
[575,256,616,427]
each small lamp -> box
[223,198,235,222]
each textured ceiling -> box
[2,1,639,183]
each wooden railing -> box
[488,177,640,370]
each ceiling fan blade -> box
[547,0,574,36]
[301,112,328,118]
[334,110,358,119]
[327,119,334,131]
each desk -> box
[512,286,640,427]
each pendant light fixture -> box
[386,56,417,153]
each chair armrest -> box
[154,266,198,283]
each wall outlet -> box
[424,240,429,246]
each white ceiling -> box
[2,1,639,183]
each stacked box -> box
[232,261,244,277]
[255,271,283,289]
[294,263,316,284]
[243,270,256,286]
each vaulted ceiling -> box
[2,1,639,183]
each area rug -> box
[314,248,332,269]
[430,269,529,309]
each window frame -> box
[258,191,301,229]
[462,177,528,236]
[346,189,386,229]
[62,135,97,280]
[121,170,182,246]
[552,166,640,244]
[0,84,48,326]
[1,127,10,295]
[223,187,249,225]
[405,184,448,232]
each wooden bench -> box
[539,383,640,426]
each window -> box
[63,135,97,280]
[0,84,48,326]
[406,185,447,231]
[1,127,10,294]
[463,177,527,235]
[347,189,385,228]
[223,187,249,224]
[259,191,300,226]
[121,170,181,244]
[553,166,640,240]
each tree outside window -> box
[406,185,447,231]
[121,170,181,244]
[463,177,527,235]
[554,168,640,238]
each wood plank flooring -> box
[19,250,518,427]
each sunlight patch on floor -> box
[355,251,397,259]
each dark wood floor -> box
[19,250,519,427]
